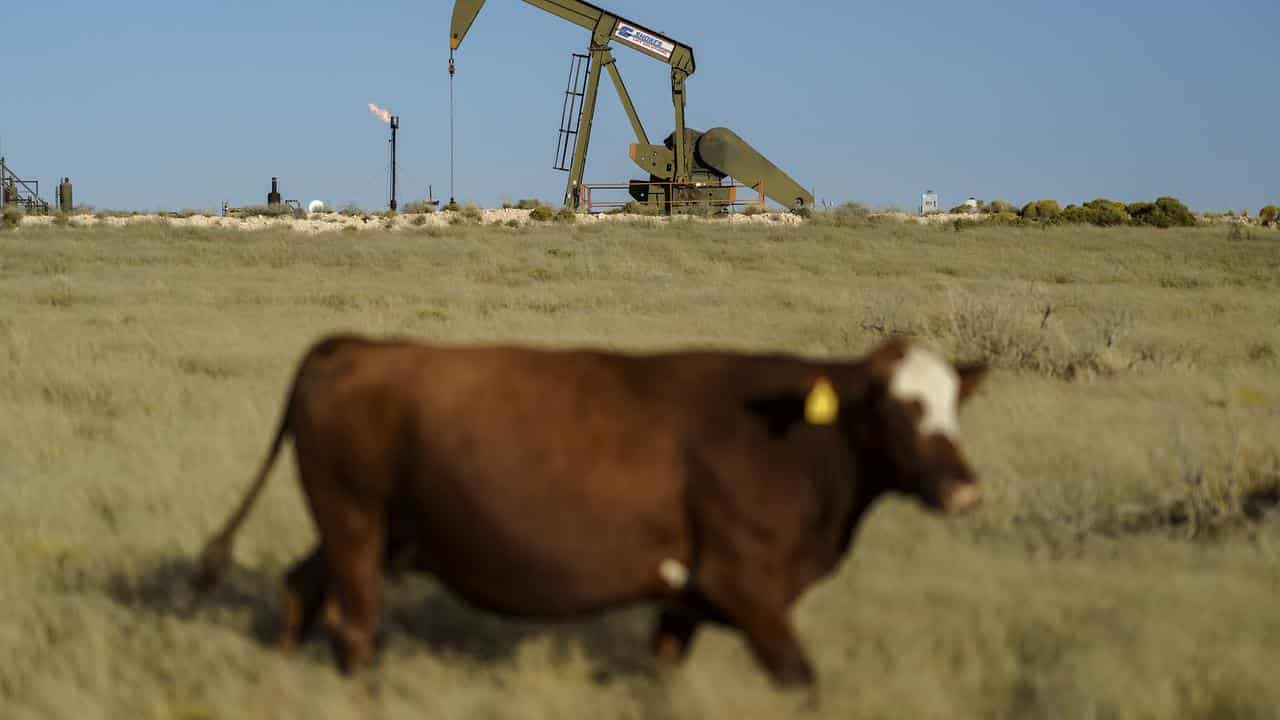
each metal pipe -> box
[389,116,399,211]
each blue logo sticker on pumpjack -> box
[614,22,675,60]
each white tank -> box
[307,200,326,214]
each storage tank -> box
[58,178,73,212]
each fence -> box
[576,180,766,214]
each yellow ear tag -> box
[805,378,839,426]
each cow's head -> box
[859,338,987,513]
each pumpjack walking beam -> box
[450,0,695,209]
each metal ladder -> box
[553,53,589,172]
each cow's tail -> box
[192,378,297,592]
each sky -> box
[2,1,1276,213]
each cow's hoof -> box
[771,657,815,689]
[777,683,821,713]
[652,636,690,668]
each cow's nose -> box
[943,482,982,513]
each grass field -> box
[2,218,1278,719]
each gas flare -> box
[368,103,392,124]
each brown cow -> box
[194,334,987,687]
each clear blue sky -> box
[2,1,1276,212]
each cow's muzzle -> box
[941,481,982,514]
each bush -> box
[1055,199,1130,227]
[528,206,554,222]
[1128,196,1195,228]
[553,208,577,224]
[743,204,767,216]
[1020,200,1062,222]
[1259,205,1279,227]
[236,204,294,218]
[810,201,872,227]
[403,200,436,214]
[2,205,25,230]
[515,198,546,210]
[985,212,1026,227]
[984,200,1016,215]
[1083,198,1130,226]
[1057,205,1091,224]
[606,200,661,216]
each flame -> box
[368,103,392,124]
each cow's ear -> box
[956,363,988,403]
[746,378,840,436]
[744,393,807,436]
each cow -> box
[193,334,987,687]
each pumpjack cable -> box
[448,50,456,207]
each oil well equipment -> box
[1,156,53,214]
[449,0,813,214]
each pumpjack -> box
[450,0,813,213]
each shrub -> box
[235,204,294,218]
[503,198,546,210]
[1020,200,1061,221]
[611,200,661,216]
[1227,223,1253,242]
[1083,198,1130,226]
[459,204,483,222]
[553,208,577,224]
[403,200,436,214]
[1125,202,1156,223]
[528,206,554,222]
[1128,197,1196,228]
[1055,199,1130,226]
[1057,205,1091,224]
[984,200,1016,215]
[1155,196,1195,226]
[743,204,766,216]
[985,212,1026,227]
[811,201,872,227]
[2,205,25,230]
[639,201,664,216]
[1259,205,1279,227]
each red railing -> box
[577,180,766,214]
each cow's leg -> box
[652,592,727,666]
[739,609,813,687]
[317,508,386,674]
[276,546,327,652]
[701,573,813,687]
[652,609,700,666]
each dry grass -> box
[2,220,1278,719]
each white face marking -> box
[659,559,690,590]
[888,346,960,437]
